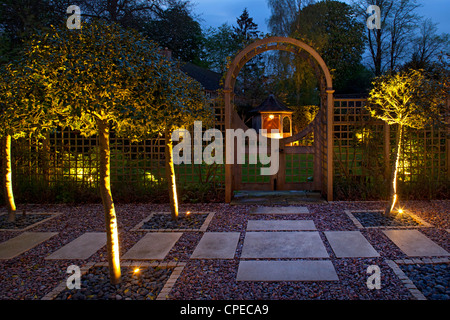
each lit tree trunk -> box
[385,124,403,215]
[42,132,50,187]
[2,135,17,222]
[165,128,179,221]
[97,119,121,284]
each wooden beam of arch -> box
[224,36,333,93]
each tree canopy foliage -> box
[17,19,209,283]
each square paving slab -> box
[0,232,58,260]
[236,260,339,281]
[121,232,182,260]
[324,231,380,258]
[240,232,329,258]
[249,206,310,215]
[246,220,316,231]
[190,232,240,259]
[45,232,106,260]
[383,229,449,257]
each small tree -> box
[23,20,208,284]
[24,20,210,283]
[118,60,213,221]
[366,69,444,215]
[0,62,59,222]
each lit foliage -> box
[25,20,203,137]
[0,58,61,222]
[367,69,443,129]
[0,63,60,139]
[366,69,445,214]
[22,20,210,283]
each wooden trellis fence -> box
[4,96,450,201]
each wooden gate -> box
[223,37,335,203]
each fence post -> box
[224,88,233,203]
[326,89,334,201]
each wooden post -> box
[326,89,335,202]
[313,118,322,191]
[224,89,233,203]
[277,141,286,190]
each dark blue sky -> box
[193,0,450,35]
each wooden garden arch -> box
[223,37,335,203]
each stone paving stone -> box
[190,232,240,259]
[324,231,380,258]
[383,229,449,257]
[246,220,316,231]
[45,232,106,260]
[236,260,339,281]
[240,232,329,258]
[0,232,58,260]
[122,233,182,260]
[249,206,310,215]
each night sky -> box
[193,0,450,35]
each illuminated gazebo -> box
[251,94,293,139]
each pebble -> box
[142,213,208,230]
[400,263,449,300]
[0,201,448,300]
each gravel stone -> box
[0,201,448,300]
[142,213,208,230]
[400,263,449,300]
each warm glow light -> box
[398,208,404,214]
[133,268,140,274]
[268,132,283,139]
[268,114,275,120]
[110,219,121,282]
[186,211,191,216]
[145,172,157,182]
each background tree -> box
[265,0,368,118]
[351,0,421,76]
[0,0,68,62]
[76,0,168,26]
[202,23,240,73]
[366,69,445,215]
[23,20,207,284]
[291,0,367,93]
[144,2,203,63]
[231,9,267,124]
[267,0,315,37]
[406,18,450,69]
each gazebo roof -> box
[251,94,293,113]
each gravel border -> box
[345,210,432,229]
[130,211,215,232]
[0,200,448,300]
[0,212,60,231]
[42,261,186,300]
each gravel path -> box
[0,200,448,300]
